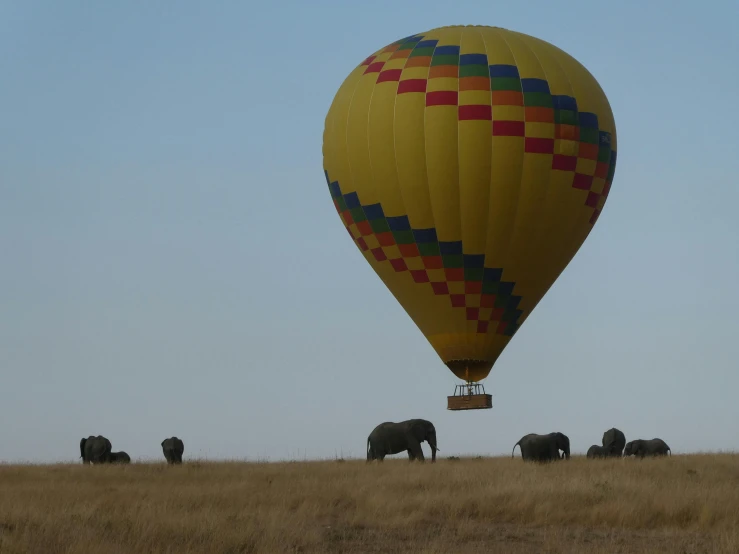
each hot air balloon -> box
[322,25,617,410]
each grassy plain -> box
[0,454,738,553]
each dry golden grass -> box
[1,454,738,553]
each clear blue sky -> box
[2,0,738,463]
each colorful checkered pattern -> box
[326,172,523,337]
[360,35,617,225]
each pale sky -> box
[2,0,738,463]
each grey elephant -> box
[162,437,184,464]
[586,444,608,458]
[367,419,439,462]
[602,427,626,457]
[623,438,671,458]
[110,451,131,464]
[80,435,112,464]
[512,432,570,462]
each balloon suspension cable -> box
[450,366,488,398]
[461,367,479,396]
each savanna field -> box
[2,455,739,553]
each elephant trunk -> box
[428,437,439,462]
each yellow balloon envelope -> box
[322,25,617,384]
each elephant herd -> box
[80,423,671,465]
[587,429,672,459]
[79,435,184,465]
[511,427,670,462]
[365,420,672,463]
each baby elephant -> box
[586,445,608,458]
[110,451,131,464]
[624,438,671,458]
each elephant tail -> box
[511,441,521,458]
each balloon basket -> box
[447,383,493,411]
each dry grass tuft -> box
[1,454,738,553]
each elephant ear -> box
[409,421,425,442]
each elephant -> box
[602,427,626,457]
[367,419,439,462]
[80,435,112,464]
[161,437,184,464]
[623,438,671,458]
[110,451,131,464]
[512,432,570,462]
[586,444,608,458]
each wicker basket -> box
[447,393,493,410]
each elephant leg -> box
[407,450,415,460]
[408,440,424,462]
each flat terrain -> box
[1,454,738,553]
